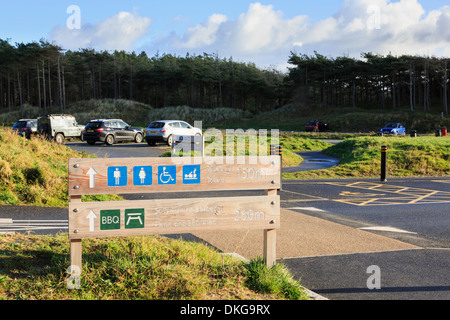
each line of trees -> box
[288,51,449,115]
[0,39,287,117]
[0,38,449,118]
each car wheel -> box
[167,135,173,147]
[55,133,65,145]
[105,135,115,145]
[135,133,143,143]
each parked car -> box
[380,123,406,135]
[12,119,37,139]
[83,119,144,145]
[37,114,84,144]
[145,120,202,146]
[305,120,329,132]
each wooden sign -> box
[68,156,281,196]
[68,195,280,240]
[68,155,281,270]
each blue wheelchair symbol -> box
[158,166,176,185]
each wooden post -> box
[264,229,276,267]
[69,195,82,272]
[264,189,277,267]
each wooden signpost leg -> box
[70,239,82,270]
[69,195,82,272]
[264,229,276,267]
[264,189,278,267]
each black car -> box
[12,119,37,139]
[82,119,144,145]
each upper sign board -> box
[68,156,281,196]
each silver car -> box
[145,120,202,146]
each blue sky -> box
[1,0,449,70]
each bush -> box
[0,104,41,125]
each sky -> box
[1,0,450,70]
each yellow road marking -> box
[407,191,439,204]
[326,181,450,206]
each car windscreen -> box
[13,121,28,129]
[385,124,397,128]
[148,122,165,128]
[85,122,103,129]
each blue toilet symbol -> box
[107,166,127,186]
[133,166,152,186]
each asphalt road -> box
[67,141,169,158]
[279,177,450,300]
[1,141,449,300]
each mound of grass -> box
[148,105,252,127]
[0,128,120,207]
[218,105,450,134]
[280,133,331,152]
[0,233,309,300]
[316,109,450,133]
[69,99,154,127]
[161,132,334,168]
[284,136,450,179]
[0,129,86,206]
[0,104,41,126]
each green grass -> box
[0,128,121,207]
[283,135,450,179]
[161,131,331,168]
[0,233,309,300]
[218,105,450,134]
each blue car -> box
[380,123,406,135]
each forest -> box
[0,38,449,119]
[288,51,449,115]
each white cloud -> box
[162,1,450,69]
[177,13,228,48]
[50,12,151,51]
[50,2,450,70]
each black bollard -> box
[381,145,387,182]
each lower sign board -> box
[68,195,280,240]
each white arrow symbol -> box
[86,167,98,189]
[86,210,97,232]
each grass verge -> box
[160,131,329,168]
[0,233,309,300]
[218,105,450,134]
[283,136,450,179]
[0,128,121,207]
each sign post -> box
[68,156,281,271]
